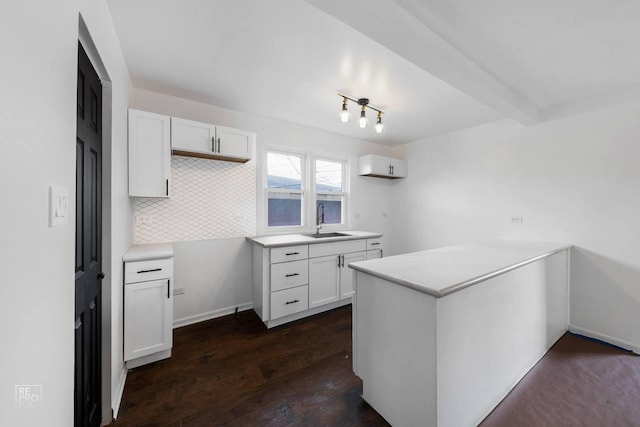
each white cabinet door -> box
[390,158,408,178]
[128,109,171,197]
[341,251,366,299]
[309,254,340,308]
[124,278,173,361]
[371,154,392,176]
[171,117,216,155]
[216,126,254,161]
[366,249,383,259]
[358,154,407,179]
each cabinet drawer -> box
[271,245,308,263]
[309,239,366,258]
[125,258,173,284]
[366,238,383,250]
[271,285,309,320]
[271,259,308,292]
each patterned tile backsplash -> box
[134,156,256,243]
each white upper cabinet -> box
[170,117,216,154]
[128,109,171,197]
[216,126,254,160]
[171,117,254,163]
[358,154,407,179]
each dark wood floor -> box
[111,305,390,426]
[112,305,640,427]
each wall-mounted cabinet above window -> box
[358,154,407,179]
[171,117,255,163]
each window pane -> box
[268,192,302,227]
[315,159,343,192]
[317,194,342,225]
[268,152,302,190]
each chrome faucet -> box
[316,202,325,234]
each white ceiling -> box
[107,0,640,146]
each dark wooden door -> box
[75,42,102,427]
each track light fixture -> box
[338,93,384,133]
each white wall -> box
[390,101,640,352]
[0,1,131,425]
[130,88,394,325]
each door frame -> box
[79,15,114,425]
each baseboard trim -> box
[266,298,351,329]
[173,302,254,328]
[111,367,127,420]
[569,324,640,355]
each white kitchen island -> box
[349,239,571,427]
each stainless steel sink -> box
[305,232,350,238]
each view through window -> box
[267,151,304,227]
[266,150,347,229]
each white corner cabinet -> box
[251,235,383,328]
[128,109,172,197]
[171,116,255,163]
[358,154,407,179]
[128,109,256,197]
[123,244,174,369]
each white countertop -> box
[123,243,174,262]
[246,230,382,248]
[349,239,571,297]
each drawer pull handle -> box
[137,268,162,274]
[285,299,300,305]
[370,242,380,246]
[285,273,299,277]
[285,252,300,256]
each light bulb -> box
[339,107,349,123]
[358,108,368,128]
[374,113,384,133]
[339,97,349,123]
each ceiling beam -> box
[305,0,540,125]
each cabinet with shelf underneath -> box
[251,235,383,328]
[127,109,256,198]
[358,154,407,179]
[171,116,255,162]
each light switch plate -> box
[49,185,69,227]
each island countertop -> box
[349,239,571,298]
[246,230,382,248]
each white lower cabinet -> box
[308,250,366,306]
[340,251,366,298]
[124,279,172,361]
[308,255,340,308]
[251,235,383,328]
[308,240,367,307]
[366,249,383,259]
[123,249,174,369]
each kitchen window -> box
[262,148,348,233]
[266,151,305,228]
[315,158,346,225]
